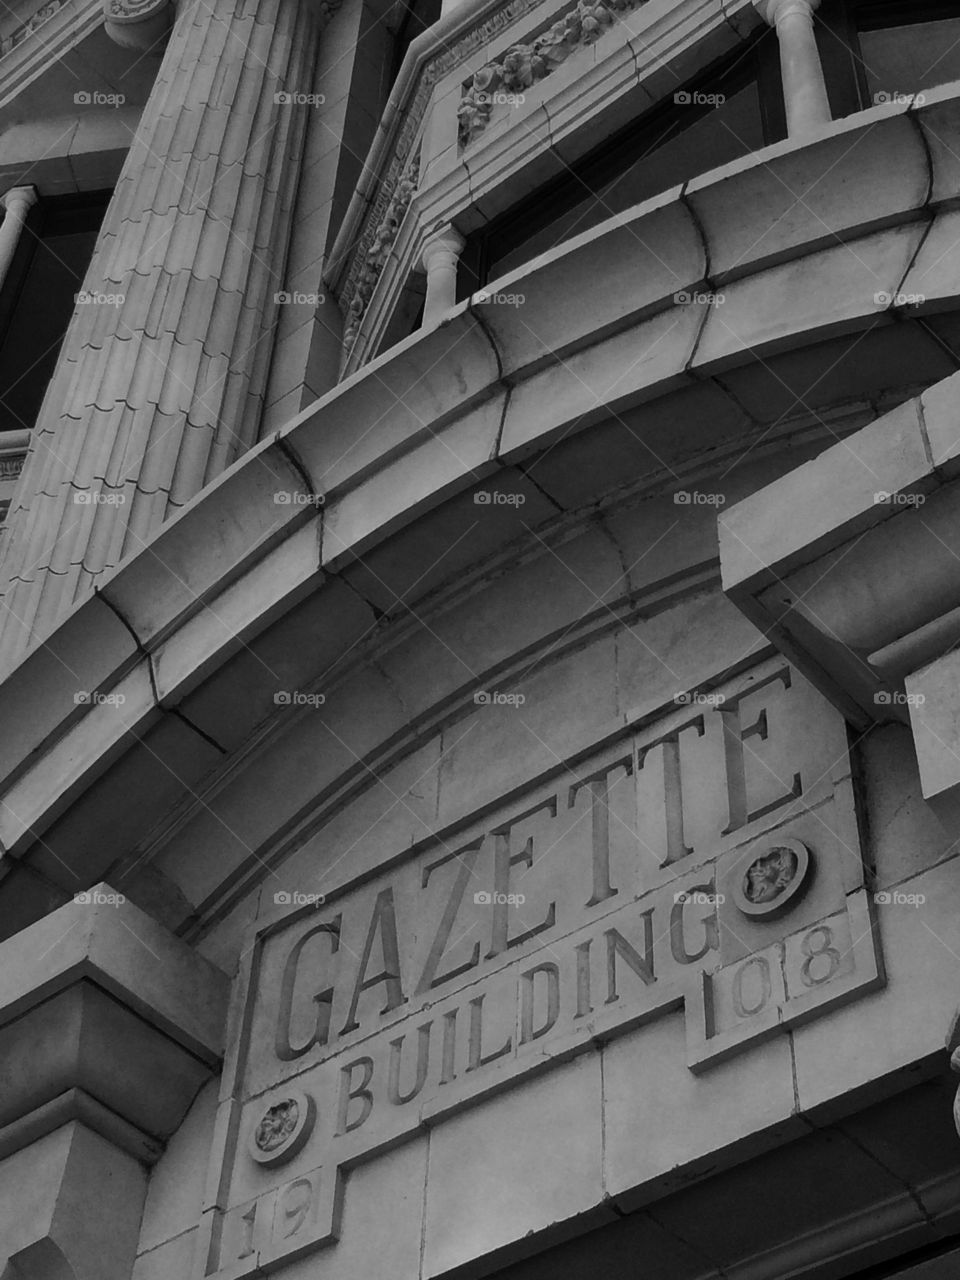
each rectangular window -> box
[460,33,782,294]
[0,189,111,437]
[858,12,960,104]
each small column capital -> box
[103,0,172,50]
[421,226,466,274]
[1,185,37,216]
[755,0,821,26]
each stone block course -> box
[422,1054,608,1276]
[793,857,960,1119]
[686,107,926,284]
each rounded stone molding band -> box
[733,838,812,919]
[249,1090,317,1167]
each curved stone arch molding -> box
[108,408,856,927]
[0,0,102,108]
[123,561,735,936]
[0,97,956,916]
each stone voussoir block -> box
[691,223,926,375]
[0,658,159,856]
[475,186,703,381]
[686,105,927,285]
[97,438,314,649]
[151,520,323,706]
[0,592,139,792]
[283,307,501,499]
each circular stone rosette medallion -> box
[249,1090,316,1168]
[733,838,812,919]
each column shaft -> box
[0,0,324,667]
[422,228,465,326]
[0,187,37,294]
[762,0,831,138]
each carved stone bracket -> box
[458,0,649,146]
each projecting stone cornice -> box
[0,89,957,922]
[0,887,229,1279]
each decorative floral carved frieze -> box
[458,0,649,146]
[341,147,421,360]
[0,454,25,480]
[0,0,69,58]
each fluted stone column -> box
[756,0,831,138]
[0,0,335,668]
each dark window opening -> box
[812,0,960,119]
[459,30,783,295]
[0,189,111,437]
[390,0,443,86]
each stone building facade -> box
[3,0,960,1277]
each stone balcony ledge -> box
[2,91,960,920]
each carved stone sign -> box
[196,656,882,1277]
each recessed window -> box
[857,13,960,103]
[459,34,782,293]
[0,190,111,437]
[390,0,442,85]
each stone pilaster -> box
[0,0,334,669]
